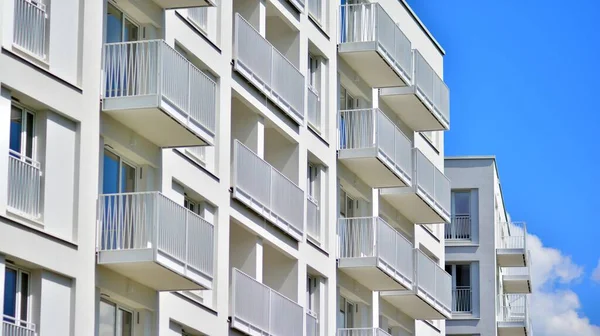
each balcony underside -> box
[103,96,214,148]
[338,42,409,88]
[497,249,527,267]
[97,249,212,291]
[498,322,528,336]
[381,290,451,320]
[232,187,303,241]
[379,87,449,131]
[338,148,411,188]
[503,275,532,294]
[152,0,216,9]
[338,257,412,291]
[381,187,450,224]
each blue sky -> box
[406,0,600,333]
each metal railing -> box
[188,7,208,31]
[452,286,472,313]
[339,3,413,82]
[498,222,527,249]
[413,50,450,125]
[414,249,452,313]
[307,85,321,132]
[337,328,391,336]
[445,215,471,240]
[413,148,450,220]
[232,140,304,238]
[308,0,323,25]
[233,14,305,122]
[498,294,529,324]
[103,40,217,135]
[186,146,206,162]
[231,268,303,336]
[288,0,305,12]
[2,316,37,336]
[7,150,42,220]
[338,217,414,285]
[97,192,214,279]
[306,196,321,243]
[339,108,413,184]
[13,0,47,60]
[503,266,530,277]
[306,310,318,336]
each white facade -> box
[444,157,533,336]
[0,0,451,335]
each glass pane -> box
[118,308,133,336]
[3,268,17,319]
[103,150,120,194]
[339,87,346,110]
[99,300,116,336]
[121,162,136,193]
[106,4,123,43]
[454,192,470,215]
[346,302,354,327]
[123,19,138,42]
[339,190,346,217]
[10,106,22,154]
[19,272,29,322]
[25,112,34,159]
[456,265,471,286]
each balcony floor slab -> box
[338,148,411,188]
[338,42,409,88]
[381,290,451,320]
[338,257,412,291]
[503,275,532,294]
[497,249,527,267]
[381,187,450,224]
[380,86,449,131]
[498,322,528,336]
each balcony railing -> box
[102,40,217,136]
[288,0,305,12]
[306,310,318,336]
[339,3,413,83]
[307,85,321,132]
[97,192,214,280]
[452,286,472,313]
[498,294,530,325]
[306,196,321,244]
[232,140,304,240]
[2,316,37,336]
[188,7,208,32]
[414,249,452,314]
[338,217,414,286]
[13,0,47,60]
[413,51,449,127]
[413,149,451,220]
[233,14,305,123]
[339,108,413,185]
[307,0,323,25]
[445,215,471,240]
[337,328,391,336]
[7,150,42,220]
[498,222,527,249]
[231,268,303,336]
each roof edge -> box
[399,0,446,55]
[445,155,496,160]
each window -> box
[102,148,136,195]
[447,264,472,313]
[184,196,202,216]
[448,191,472,240]
[306,275,318,313]
[99,299,133,336]
[308,54,319,91]
[339,189,355,218]
[3,266,31,326]
[10,105,36,162]
[339,86,356,111]
[106,3,139,43]
[337,296,355,328]
[307,164,319,199]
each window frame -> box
[106,1,140,43]
[3,265,32,326]
[9,104,37,163]
[102,147,137,194]
[99,298,134,336]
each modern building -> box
[0,0,451,335]
[444,157,533,336]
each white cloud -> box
[527,233,600,336]
[591,259,600,283]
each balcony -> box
[232,140,304,241]
[13,0,47,61]
[152,0,216,10]
[337,328,391,336]
[306,196,322,245]
[233,14,305,124]
[96,192,214,291]
[338,3,413,87]
[381,249,452,320]
[7,151,42,221]
[307,85,322,133]
[452,286,472,314]
[338,108,413,188]
[102,40,216,148]
[445,215,471,241]
[497,294,532,336]
[3,316,36,336]
[379,51,450,131]
[380,148,451,224]
[230,268,303,336]
[502,262,532,294]
[497,222,528,267]
[337,217,413,291]
[306,310,318,336]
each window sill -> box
[308,15,329,40]
[308,124,329,147]
[445,240,479,247]
[450,313,479,320]
[2,210,78,248]
[420,133,440,154]
[307,237,328,256]
[173,291,218,316]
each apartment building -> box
[0,0,451,335]
[444,157,533,336]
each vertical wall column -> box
[371,88,380,328]
[0,88,11,216]
[0,254,5,320]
